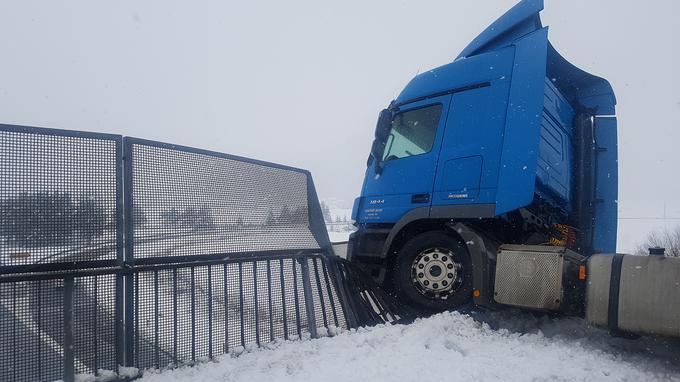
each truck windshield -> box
[382,104,442,162]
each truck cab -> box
[348,0,618,312]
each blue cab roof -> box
[394,0,616,114]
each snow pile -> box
[137,310,680,382]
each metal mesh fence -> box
[0,279,64,382]
[0,125,412,382]
[131,253,348,370]
[0,249,405,382]
[0,274,120,382]
[333,258,414,327]
[72,274,120,377]
[0,126,122,271]
[127,140,320,262]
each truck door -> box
[358,95,451,223]
[432,81,510,212]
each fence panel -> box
[121,137,352,372]
[124,138,325,264]
[129,253,345,370]
[0,124,124,382]
[0,124,123,273]
[0,272,121,382]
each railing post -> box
[299,256,318,338]
[115,274,125,370]
[122,137,136,371]
[125,273,135,369]
[114,127,126,372]
[330,259,359,329]
[63,277,75,382]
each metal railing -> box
[0,124,407,382]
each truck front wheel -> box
[391,231,473,312]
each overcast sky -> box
[1,0,678,252]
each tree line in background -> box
[0,192,109,247]
[265,205,308,226]
[320,201,349,223]
[0,191,311,248]
[157,205,307,228]
[159,206,214,229]
[634,225,680,257]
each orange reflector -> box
[578,265,587,281]
[472,289,481,298]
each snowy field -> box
[137,309,680,382]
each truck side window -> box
[382,104,442,162]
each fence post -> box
[299,256,318,338]
[114,124,126,371]
[304,173,333,256]
[63,277,75,382]
[115,274,125,370]
[331,259,359,329]
[122,137,136,370]
[124,273,136,371]
[324,256,357,329]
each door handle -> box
[411,194,430,204]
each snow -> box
[136,310,680,382]
[322,197,355,243]
[74,369,118,382]
[117,366,140,379]
[328,231,351,243]
[322,198,355,239]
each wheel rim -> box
[410,247,464,299]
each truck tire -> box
[391,231,473,312]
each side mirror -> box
[369,109,392,175]
[370,138,385,161]
[375,109,392,140]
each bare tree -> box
[634,225,680,257]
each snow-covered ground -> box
[137,309,680,382]
[327,231,351,243]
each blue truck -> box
[347,0,619,313]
